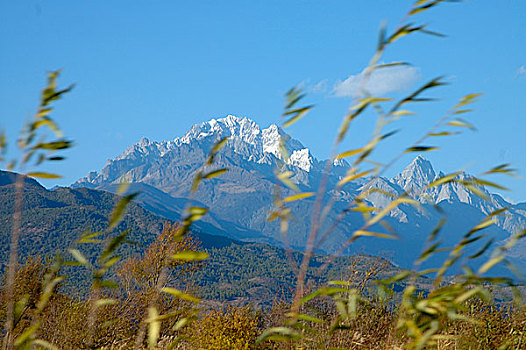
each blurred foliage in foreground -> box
[1,246,525,349]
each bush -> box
[184,306,261,350]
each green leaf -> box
[0,130,6,152]
[405,146,439,153]
[103,255,121,269]
[161,287,199,303]
[256,327,301,344]
[350,205,376,212]
[386,23,423,44]
[99,280,119,288]
[377,271,412,285]
[109,193,138,230]
[478,256,504,274]
[470,178,508,191]
[353,230,398,240]
[428,131,458,137]
[14,324,40,347]
[78,231,104,244]
[95,298,117,307]
[284,87,305,109]
[375,62,410,69]
[277,171,299,192]
[453,109,473,115]
[184,206,208,223]
[300,286,350,304]
[285,312,323,324]
[147,307,160,349]
[32,340,59,350]
[32,140,72,150]
[283,106,312,128]
[100,230,128,263]
[409,1,449,16]
[68,249,89,266]
[351,97,392,111]
[14,295,29,324]
[117,181,130,195]
[36,107,53,118]
[170,251,209,261]
[390,76,446,114]
[468,238,494,259]
[191,171,202,193]
[337,103,369,143]
[418,242,441,263]
[31,118,61,137]
[482,163,518,177]
[469,217,497,234]
[211,136,229,155]
[42,84,75,107]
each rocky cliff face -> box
[74,115,526,271]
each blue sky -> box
[1,1,525,202]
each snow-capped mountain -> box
[74,115,526,271]
[77,115,328,188]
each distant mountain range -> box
[73,115,526,273]
[0,170,415,306]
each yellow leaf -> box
[277,171,299,192]
[353,230,398,240]
[27,172,62,179]
[447,120,475,129]
[203,168,228,179]
[336,148,363,159]
[282,192,315,203]
[337,170,372,187]
[391,110,415,117]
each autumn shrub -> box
[0,223,203,349]
[183,306,261,350]
[0,258,48,343]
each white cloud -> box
[332,65,421,98]
[309,79,329,93]
[298,78,329,94]
[515,65,526,78]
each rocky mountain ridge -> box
[74,115,526,271]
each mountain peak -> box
[176,115,264,146]
[173,115,313,169]
[138,137,151,147]
[394,155,436,193]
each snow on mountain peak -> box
[106,115,320,176]
[394,155,436,193]
[261,124,282,157]
[138,137,151,147]
[177,115,262,146]
[290,148,314,172]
